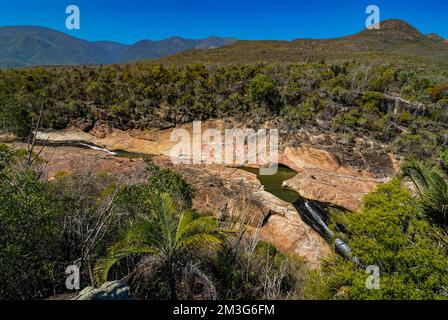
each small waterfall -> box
[294,199,360,265]
[304,201,335,239]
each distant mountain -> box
[299,19,442,51]
[0,26,114,67]
[0,26,237,68]
[120,36,236,62]
[92,41,129,58]
[157,19,448,69]
[1,20,447,69]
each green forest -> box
[1,58,448,300]
[1,61,447,161]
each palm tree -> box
[402,160,448,226]
[95,192,226,300]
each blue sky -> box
[0,0,447,44]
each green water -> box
[241,166,301,203]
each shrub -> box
[0,148,62,299]
[249,74,281,114]
[310,179,448,300]
[147,162,195,209]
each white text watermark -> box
[169,121,279,175]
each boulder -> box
[74,281,132,300]
[280,146,390,211]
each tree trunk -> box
[168,265,177,300]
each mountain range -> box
[0,26,236,68]
[157,19,448,70]
[0,20,447,69]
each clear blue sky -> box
[0,0,447,44]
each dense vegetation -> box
[0,60,447,161]
[309,163,448,300]
[0,144,308,300]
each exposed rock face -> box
[427,33,446,42]
[27,144,149,184]
[151,157,332,268]
[17,143,331,268]
[35,120,398,211]
[74,281,132,300]
[26,119,400,264]
[36,119,271,165]
[245,194,330,260]
[280,146,390,211]
[36,124,174,155]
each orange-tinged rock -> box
[279,146,391,211]
[17,144,331,268]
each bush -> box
[311,179,448,300]
[147,162,194,209]
[0,94,31,137]
[440,149,448,172]
[0,149,62,299]
[428,83,448,102]
[249,74,281,114]
[210,230,308,300]
[0,146,133,299]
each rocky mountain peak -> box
[378,19,421,34]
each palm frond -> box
[94,245,155,284]
[94,191,229,293]
[177,214,219,238]
[177,210,196,234]
[146,192,179,250]
[178,233,223,250]
[403,160,448,226]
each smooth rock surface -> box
[16,143,331,268]
[280,146,390,211]
[35,122,398,211]
[74,281,131,300]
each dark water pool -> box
[241,165,301,203]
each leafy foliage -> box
[146,162,195,210]
[1,60,446,161]
[440,149,448,169]
[95,192,226,300]
[312,179,448,300]
[0,145,131,299]
[210,236,308,300]
[0,146,62,299]
[403,161,448,226]
[249,73,281,114]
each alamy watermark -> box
[365,265,380,290]
[66,5,80,30]
[169,121,279,175]
[65,264,80,290]
[365,5,380,30]
[63,4,379,32]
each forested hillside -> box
[1,58,447,161]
